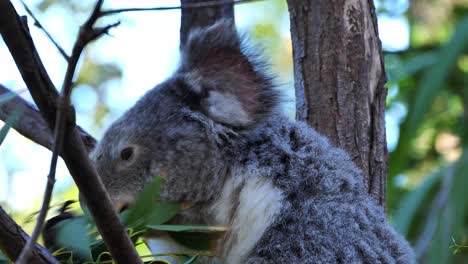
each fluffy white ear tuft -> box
[204,91,252,127]
[176,20,281,128]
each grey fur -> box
[90,20,415,263]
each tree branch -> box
[100,0,261,16]
[0,84,96,152]
[0,84,52,149]
[19,0,70,61]
[17,1,123,260]
[0,1,140,263]
[0,206,59,264]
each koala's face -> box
[90,81,224,210]
[87,20,278,212]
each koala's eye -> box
[120,147,134,161]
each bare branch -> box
[0,84,96,151]
[0,84,53,149]
[0,206,59,264]
[0,1,140,263]
[16,0,117,260]
[19,0,70,61]
[100,0,262,16]
[15,146,58,263]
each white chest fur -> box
[146,175,284,264]
[211,175,284,264]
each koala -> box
[90,20,415,264]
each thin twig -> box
[0,1,139,263]
[100,0,262,16]
[19,0,70,61]
[15,0,129,263]
[14,110,64,263]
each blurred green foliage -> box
[382,0,468,263]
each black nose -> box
[119,203,130,213]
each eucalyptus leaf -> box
[123,176,180,231]
[55,216,92,261]
[393,170,441,236]
[0,249,8,264]
[144,259,172,264]
[147,225,227,233]
[0,108,21,146]
[146,202,181,226]
[123,176,164,227]
[183,255,199,264]
[146,225,227,251]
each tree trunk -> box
[287,0,388,206]
[180,0,234,47]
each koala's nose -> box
[114,201,130,213]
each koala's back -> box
[228,116,414,263]
[247,194,411,263]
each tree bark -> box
[180,0,234,47]
[0,84,96,152]
[287,0,387,206]
[0,207,59,264]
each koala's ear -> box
[180,19,240,67]
[178,20,279,128]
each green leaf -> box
[146,225,227,251]
[386,51,438,84]
[401,51,438,77]
[146,202,181,226]
[55,217,92,261]
[143,260,172,264]
[392,170,442,236]
[390,16,468,176]
[90,244,111,263]
[183,255,198,264]
[147,225,226,232]
[0,108,21,146]
[123,177,180,231]
[123,176,164,227]
[89,177,181,262]
[401,151,468,263]
[0,249,8,264]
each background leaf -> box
[390,16,468,176]
[55,217,92,261]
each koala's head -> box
[89,20,279,211]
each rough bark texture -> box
[180,0,234,47]
[287,0,387,206]
[0,207,59,264]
